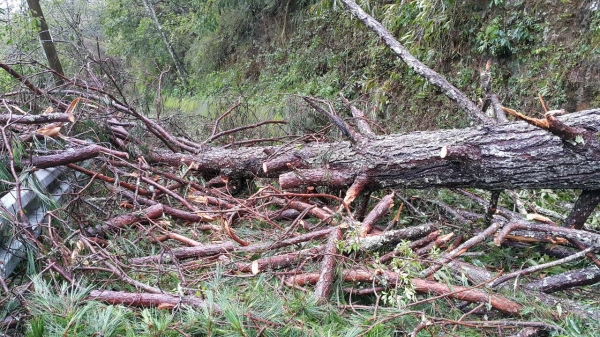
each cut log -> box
[523,266,600,293]
[23,144,129,169]
[0,113,73,124]
[149,109,600,191]
[87,204,165,236]
[357,192,394,236]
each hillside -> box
[99,0,600,132]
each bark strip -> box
[313,227,343,303]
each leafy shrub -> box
[476,14,536,57]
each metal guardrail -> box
[0,168,72,278]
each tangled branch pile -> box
[1,1,599,335]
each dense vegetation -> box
[3,0,599,130]
[0,0,600,336]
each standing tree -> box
[140,0,187,84]
[26,0,64,84]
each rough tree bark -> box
[564,190,600,229]
[150,109,600,191]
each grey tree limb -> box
[339,0,494,125]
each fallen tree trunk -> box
[150,109,600,190]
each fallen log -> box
[355,223,438,251]
[23,144,129,169]
[236,246,322,273]
[130,227,335,264]
[339,0,494,125]
[495,220,600,250]
[358,192,394,236]
[0,112,73,124]
[149,109,600,191]
[563,190,600,229]
[447,260,600,320]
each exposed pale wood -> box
[342,172,370,206]
[415,233,455,257]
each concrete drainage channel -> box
[0,168,73,278]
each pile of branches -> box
[1,1,600,335]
